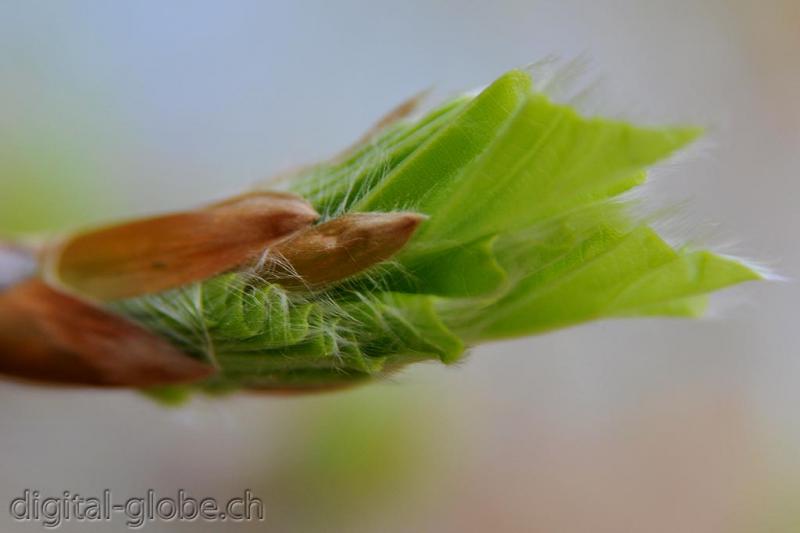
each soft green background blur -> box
[1,1,798,532]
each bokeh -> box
[1,1,798,531]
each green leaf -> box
[607,251,762,316]
[354,70,533,214]
[111,67,760,393]
[444,227,760,341]
[406,95,700,250]
[387,235,507,297]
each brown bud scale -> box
[260,212,424,289]
[0,280,215,387]
[44,191,318,301]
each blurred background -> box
[0,1,797,531]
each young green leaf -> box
[98,68,762,394]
